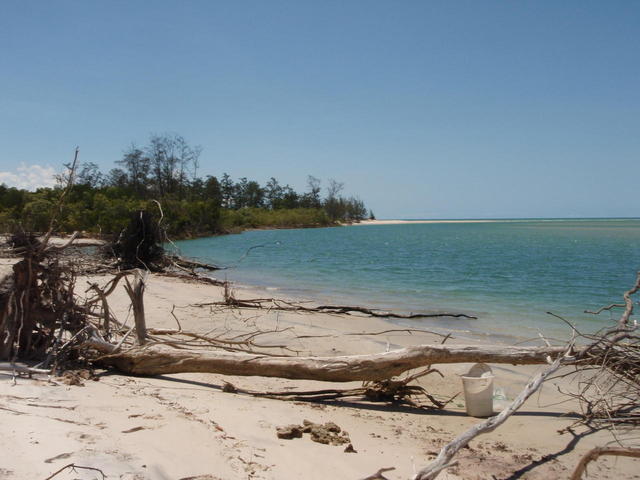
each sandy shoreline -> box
[2,255,639,478]
[353,219,503,226]
[350,218,640,226]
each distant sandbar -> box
[353,219,501,226]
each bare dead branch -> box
[570,447,640,480]
[360,467,396,480]
[39,147,79,251]
[199,290,477,320]
[44,462,106,480]
[0,362,51,375]
[296,328,449,339]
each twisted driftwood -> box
[570,447,640,480]
[203,289,478,320]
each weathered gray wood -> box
[0,362,51,374]
[123,270,147,346]
[99,343,571,381]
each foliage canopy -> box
[0,135,369,238]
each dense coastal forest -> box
[0,135,371,238]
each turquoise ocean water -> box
[173,219,640,342]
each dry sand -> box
[2,266,639,479]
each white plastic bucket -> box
[461,363,494,417]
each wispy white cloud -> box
[0,163,58,190]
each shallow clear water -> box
[173,219,640,341]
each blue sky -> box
[1,1,638,219]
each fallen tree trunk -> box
[98,343,572,381]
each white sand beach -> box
[2,261,638,480]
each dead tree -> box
[0,235,87,362]
[123,270,147,345]
[557,271,640,428]
[0,153,84,363]
[110,209,166,271]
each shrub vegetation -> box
[0,135,368,238]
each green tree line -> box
[0,135,371,237]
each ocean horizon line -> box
[366,216,640,222]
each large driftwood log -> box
[99,343,570,381]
